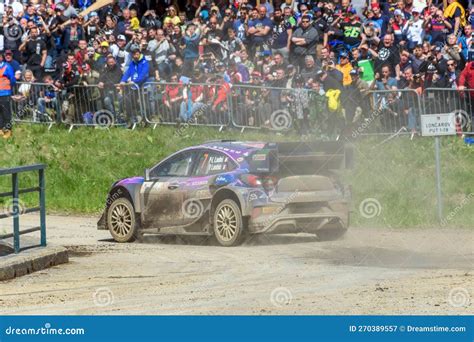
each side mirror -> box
[145,168,150,181]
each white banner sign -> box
[420,113,457,136]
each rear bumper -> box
[249,213,347,234]
[247,201,349,234]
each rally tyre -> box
[107,197,139,243]
[213,199,245,247]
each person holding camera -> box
[141,9,162,30]
[19,25,47,80]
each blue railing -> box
[0,164,46,253]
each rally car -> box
[98,140,353,246]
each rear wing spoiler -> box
[248,141,354,174]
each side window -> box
[150,151,195,178]
[193,151,236,176]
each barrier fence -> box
[0,164,47,254]
[10,82,474,136]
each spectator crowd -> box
[0,0,473,136]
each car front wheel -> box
[107,197,139,243]
[213,199,245,247]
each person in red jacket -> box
[458,59,474,125]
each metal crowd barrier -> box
[359,89,423,136]
[11,82,59,130]
[9,81,474,136]
[142,81,231,130]
[0,164,46,254]
[61,84,140,131]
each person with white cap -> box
[402,8,425,50]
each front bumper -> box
[97,212,106,230]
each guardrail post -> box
[39,168,46,247]
[12,172,20,253]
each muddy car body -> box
[98,141,353,246]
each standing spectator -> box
[403,9,425,50]
[271,7,293,60]
[444,0,466,35]
[291,15,318,68]
[182,22,201,76]
[371,34,400,78]
[120,47,150,125]
[0,50,16,138]
[19,25,47,80]
[247,6,273,58]
[98,55,122,117]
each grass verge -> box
[0,125,472,228]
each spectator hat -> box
[313,7,322,12]
[131,44,141,53]
[349,8,357,14]
[55,4,64,11]
[371,3,380,9]
[100,41,110,48]
[433,45,442,53]
[117,34,126,41]
[262,50,272,57]
[340,51,349,58]
[89,11,98,17]
[287,64,295,69]
[70,14,78,19]
[394,9,403,16]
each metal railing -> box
[11,82,58,129]
[10,82,474,136]
[142,81,231,129]
[0,164,46,254]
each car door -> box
[140,149,199,229]
[180,149,237,226]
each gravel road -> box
[0,215,472,315]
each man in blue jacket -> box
[0,50,16,139]
[120,47,150,126]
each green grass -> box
[0,125,473,228]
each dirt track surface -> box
[0,215,472,315]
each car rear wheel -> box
[107,197,138,243]
[213,199,245,247]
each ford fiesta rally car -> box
[98,140,353,246]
